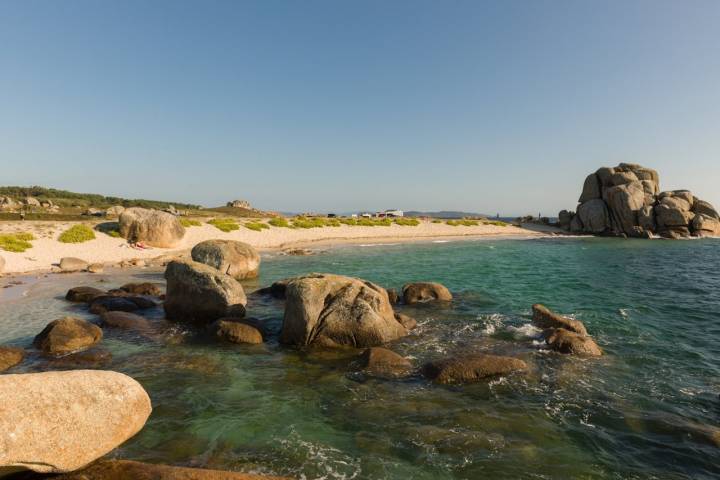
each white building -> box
[384,209,404,217]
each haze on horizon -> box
[1,0,719,217]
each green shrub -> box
[447,219,479,226]
[339,217,357,226]
[431,219,442,223]
[484,220,508,227]
[393,217,419,226]
[268,217,290,227]
[208,218,240,232]
[292,217,329,228]
[58,224,96,243]
[245,221,270,231]
[107,230,121,237]
[0,232,35,252]
[180,218,202,227]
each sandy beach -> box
[0,219,553,275]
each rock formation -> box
[33,317,103,356]
[119,207,185,247]
[559,163,719,238]
[532,304,602,357]
[401,282,453,304]
[191,239,261,280]
[422,353,528,384]
[227,199,252,209]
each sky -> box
[1,0,719,216]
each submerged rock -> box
[531,304,587,336]
[191,239,261,280]
[89,295,143,314]
[210,318,264,344]
[47,348,113,368]
[33,317,103,356]
[100,311,152,332]
[423,353,528,384]
[164,260,247,324]
[402,282,452,304]
[119,207,185,248]
[544,328,602,356]
[66,286,105,303]
[0,370,151,473]
[359,347,412,378]
[0,346,24,372]
[280,273,407,348]
[116,282,163,296]
[394,312,417,330]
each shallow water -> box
[2,237,720,479]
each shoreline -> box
[0,219,561,276]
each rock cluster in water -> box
[559,163,720,238]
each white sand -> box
[0,219,553,274]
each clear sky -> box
[1,0,719,215]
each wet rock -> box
[87,263,104,273]
[65,286,105,303]
[119,207,185,248]
[284,248,314,256]
[394,312,417,330]
[47,348,113,368]
[256,279,290,299]
[191,239,261,280]
[59,257,89,272]
[531,304,588,336]
[359,347,412,377]
[164,260,247,324]
[33,317,103,356]
[402,282,452,304]
[89,295,141,314]
[100,311,152,332]
[386,288,399,305]
[544,328,602,356]
[423,353,528,384]
[117,282,163,296]
[47,459,289,479]
[0,346,24,372]
[210,318,263,344]
[280,273,407,348]
[0,370,151,473]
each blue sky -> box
[1,0,719,215]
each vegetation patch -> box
[447,219,480,227]
[245,221,270,231]
[393,218,420,226]
[58,224,96,243]
[268,217,290,227]
[483,220,508,227]
[180,218,202,227]
[208,218,240,232]
[0,232,35,252]
[291,217,330,229]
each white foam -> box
[507,323,543,339]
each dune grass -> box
[447,219,480,226]
[483,220,509,227]
[393,217,420,226]
[245,221,270,231]
[0,232,35,252]
[268,217,290,227]
[208,218,240,232]
[180,218,202,227]
[58,224,96,243]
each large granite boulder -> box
[280,273,408,347]
[558,210,574,230]
[692,214,720,237]
[210,318,264,344]
[164,260,247,324]
[0,370,151,474]
[59,257,89,272]
[66,286,105,303]
[48,460,289,479]
[604,181,645,237]
[578,173,601,203]
[0,346,24,372]
[692,199,719,220]
[33,317,103,356]
[358,347,412,378]
[422,353,528,384]
[532,304,587,335]
[191,239,261,280]
[576,199,609,233]
[119,207,185,248]
[402,282,452,304]
[544,328,602,356]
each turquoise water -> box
[1,237,719,479]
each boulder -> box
[24,196,41,206]
[280,273,407,348]
[191,239,261,280]
[422,353,528,384]
[33,317,103,356]
[59,257,89,272]
[531,304,587,336]
[661,190,694,207]
[569,215,584,233]
[604,181,645,236]
[0,346,24,372]
[359,347,412,378]
[692,199,719,220]
[558,210,574,230]
[118,207,185,248]
[164,260,247,324]
[100,311,152,332]
[256,279,290,299]
[578,173,601,203]
[227,199,251,209]
[544,328,602,356]
[655,203,694,229]
[394,312,417,330]
[89,295,142,314]
[402,282,452,304]
[609,170,638,186]
[47,459,289,479]
[87,263,104,273]
[692,214,720,237]
[660,195,691,212]
[386,288,400,305]
[659,226,692,239]
[638,206,656,233]
[117,282,163,296]
[210,318,263,344]
[66,286,105,303]
[0,370,151,473]
[105,205,125,217]
[576,199,609,233]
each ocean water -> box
[1,237,719,479]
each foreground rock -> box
[544,328,602,356]
[33,317,103,356]
[280,273,408,347]
[402,282,452,304]
[100,311,152,332]
[0,370,151,474]
[66,286,105,303]
[0,346,24,372]
[191,239,261,280]
[394,312,418,330]
[423,353,528,384]
[359,347,412,378]
[561,163,719,238]
[59,257,89,272]
[164,260,247,324]
[532,304,587,335]
[118,207,185,247]
[47,460,289,479]
[210,318,264,344]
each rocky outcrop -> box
[105,205,125,217]
[210,318,264,344]
[0,346,24,372]
[280,273,408,347]
[191,239,261,280]
[227,199,251,209]
[402,282,452,304]
[119,207,185,248]
[48,459,289,479]
[164,260,247,324]
[532,305,602,356]
[33,317,103,356]
[0,370,151,473]
[560,163,718,238]
[358,347,412,378]
[422,353,528,384]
